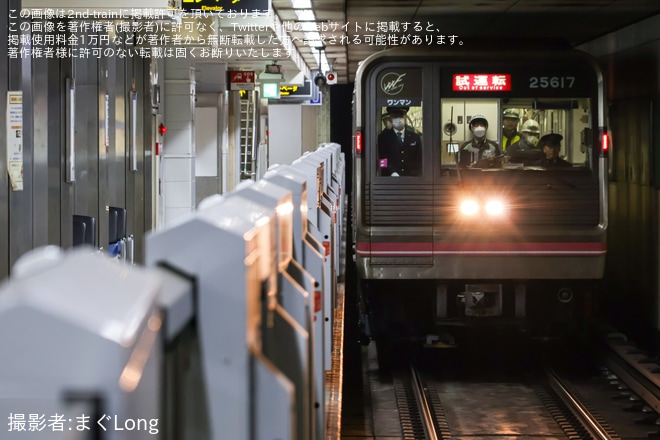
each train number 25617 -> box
[529,76,575,89]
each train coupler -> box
[459,283,503,317]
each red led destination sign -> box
[452,74,511,92]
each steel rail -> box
[410,365,439,440]
[546,368,617,440]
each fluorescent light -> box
[292,0,312,8]
[295,9,315,20]
[291,0,331,77]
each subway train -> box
[351,44,609,358]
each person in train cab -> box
[501,109,521,152]
[459,114,500,164]
[381,111,393,130]
[506,119,544,165]
[377,106,423,176]
[534,133,572,167]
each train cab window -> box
[441,99,500,167]
[440,98,593,171]
[376,105,423,177]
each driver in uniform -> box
[377,106,423,176]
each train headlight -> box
[485,200,505,216]
[460,200,479,216]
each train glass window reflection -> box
[377,105,423,177]
[510,98,592,168]
[440,98,500,167]
[440,98,592,170]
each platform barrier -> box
[0,143,346,440]
[227,179,322,440]
[0,247,162,440]
[292,151,342,371]
[263,165,329,440]
[147,192,297,440]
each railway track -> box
[391,363,622,439]
[343,330,660,439]
[544,368,621,440]
[346,336,660,439]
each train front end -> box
[352,46,608,350]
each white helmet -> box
[521,119,540,134]
[469,114,488,129]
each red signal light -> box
[158,123,167,136]
[601,132,608,152]
[355,131,362,155]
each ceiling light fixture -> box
[291,0,332,79]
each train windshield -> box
[366,59,602,179]
[441,98,592,171]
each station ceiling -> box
[192,0,660,91]
[272,0,660,84]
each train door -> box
[367,65,433,266]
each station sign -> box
[279,81,312,99]
[181,0,270,12]
[307,92,322,106]
[24,0,175,10]
[262,82,280,99]
[228,71,255,91]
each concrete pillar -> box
[163,57,196,226]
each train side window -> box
[376,105,423,177]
